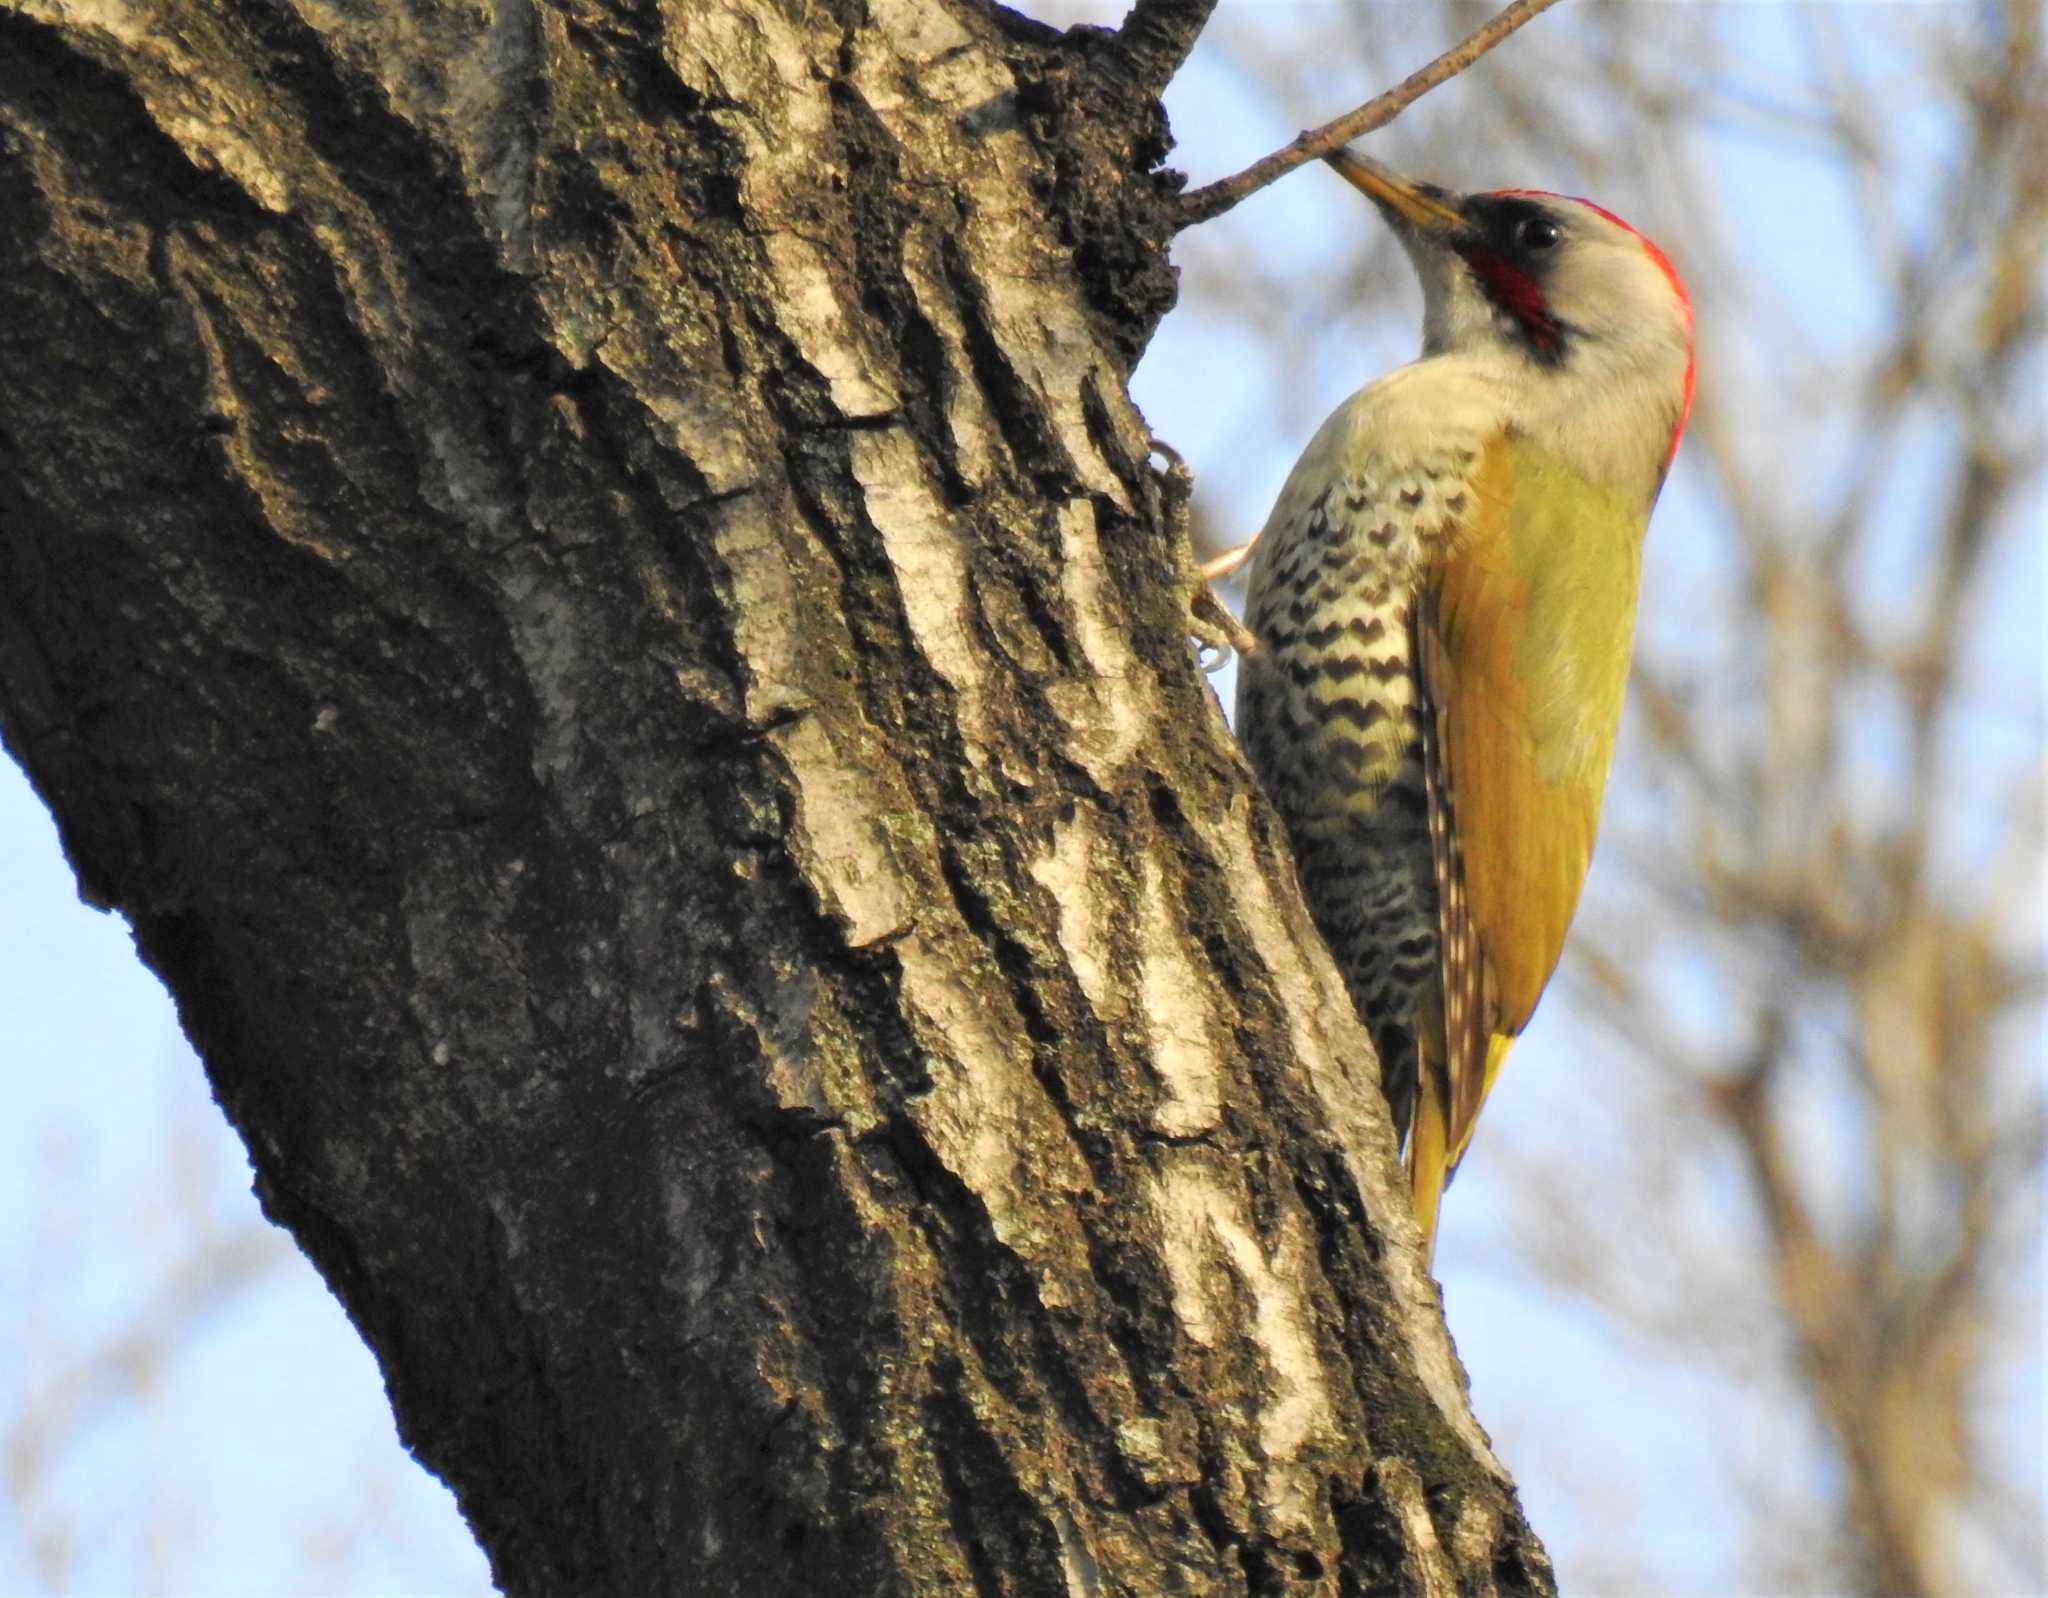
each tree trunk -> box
[0,2,1551,1592]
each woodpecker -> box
[1232,150,1694,1261]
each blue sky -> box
[2,4,2038,1593]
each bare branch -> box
[1106,0,1221,103]
[1174,0,1568,227]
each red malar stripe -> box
[1458,247,1562,355]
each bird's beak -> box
[1324,150,1467,237]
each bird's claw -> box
[1190,584,1259,672]
[1149,436,1260,670]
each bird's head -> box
[1327,149,1694,472]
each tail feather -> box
[1405,1081,1452,1267]
[1406,1031,1518,1266]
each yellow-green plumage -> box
[1241,427,1652,1259]
[1414,437,1646,1220]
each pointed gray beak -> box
[1324,150,1467,237]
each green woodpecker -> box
[1234,151,1694,1261]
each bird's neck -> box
[1420,344,1678,509]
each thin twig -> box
[1174,0,1569,228]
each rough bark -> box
[0,2,1552,1593]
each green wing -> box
[1417,434,1647,1171]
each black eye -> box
[1517,217,1561,251]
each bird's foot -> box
[1150,437,1260,671]
[1190,585,1258,673]
[1196,539,1259,583]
